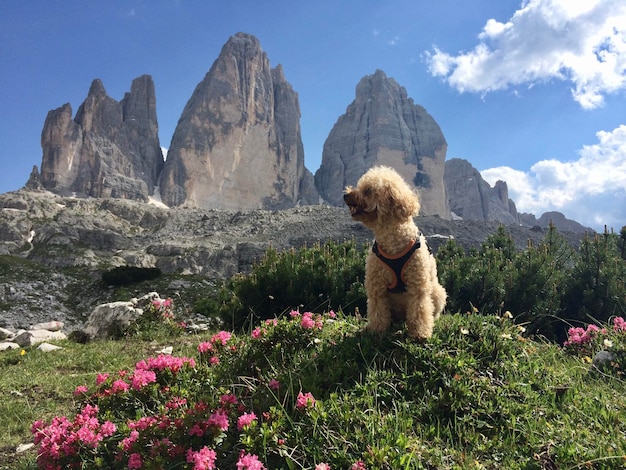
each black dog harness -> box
[372,238,421,293]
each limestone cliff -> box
[314,70,450,218]
[38,75,163,200]
[159,33,318,209]
[444,158,519,224]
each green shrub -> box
[437,224,626,341]
[210,240,367,330]
[101,266,162,287]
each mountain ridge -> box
[25,32,592,231]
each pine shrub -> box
[210,240,367,330]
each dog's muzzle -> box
[343,193,361,216]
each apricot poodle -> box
[344,166,447,340]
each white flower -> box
[500,333,512,340]
[461,328,469,335]
[604,339,614,348]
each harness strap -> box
[372,237,421,293]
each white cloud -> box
[426,0,626,109]
[481,125,626,230]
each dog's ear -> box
[382,184,420,220]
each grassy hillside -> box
[2,306,625,469]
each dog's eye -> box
[364,188,372,196]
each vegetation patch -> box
[4,299,626,469]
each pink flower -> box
[166,397,187,410]
[328,310,337,318]
[220,393,239,407]
[100,420,116,437]
[301,314,316,329]
[136,354,195,373]
[237,412,257,430]
[189,423,205,437]
[198,342,213,353]
[268,379,280,391]
[237,451,265,470]
[186,446,217,470]
[351,461,367,470]
[289,309,301,318]
[209,356,220,366]
[614,317,626,332]
[316,464,331,470]
[251,327,262,339]
[296,391,316,410]
[208,409,229,431]
[111,379,130,393]
[96,373,109,385]
[128,416,157,431]
[211,331,232,346]
[131,369,157,391]
[128,452,143,469]
[73,385,88,396]
[121,430,140,452]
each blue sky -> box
[1,0,625,230]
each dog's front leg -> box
[363,253,393,333]
[405,292,435,340]
[365,294,392,333]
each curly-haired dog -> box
[344,166,446,340]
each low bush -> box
[26,300,626,469]
[208,240,367,331]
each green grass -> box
[2,312,626,469]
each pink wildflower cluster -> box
[563,317,626,356]
[91,354,196,397]
[296,391,316,410]
[135,354,196,374]
[237,451,266,470]
[564,324,604,349]
[32,312,351,469]
[150,297,174,319]
[32,404,116,468]
[289,310,324,330]
[187,446,217,470]
[614,317,626,332]
[198,330,236,365]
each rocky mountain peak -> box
[444,158,519,224]
[159,33,318,209]
[38,75,163,201]
[314,69,450,218]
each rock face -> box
[518,211,593,234]
[0,189,589,330]
[445,158,519,224]
[314,70,450,218]
[159,33,318,210]
[38,75,163,201]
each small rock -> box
[591,350,618,372]
[168,279,191,290]
[16,443,35,453]
[31,321,64,332]
[14,329,67,347]
[0,327,14,340]
[0,342,20,351]
[37,342,64,352]
[155,346,173,355]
